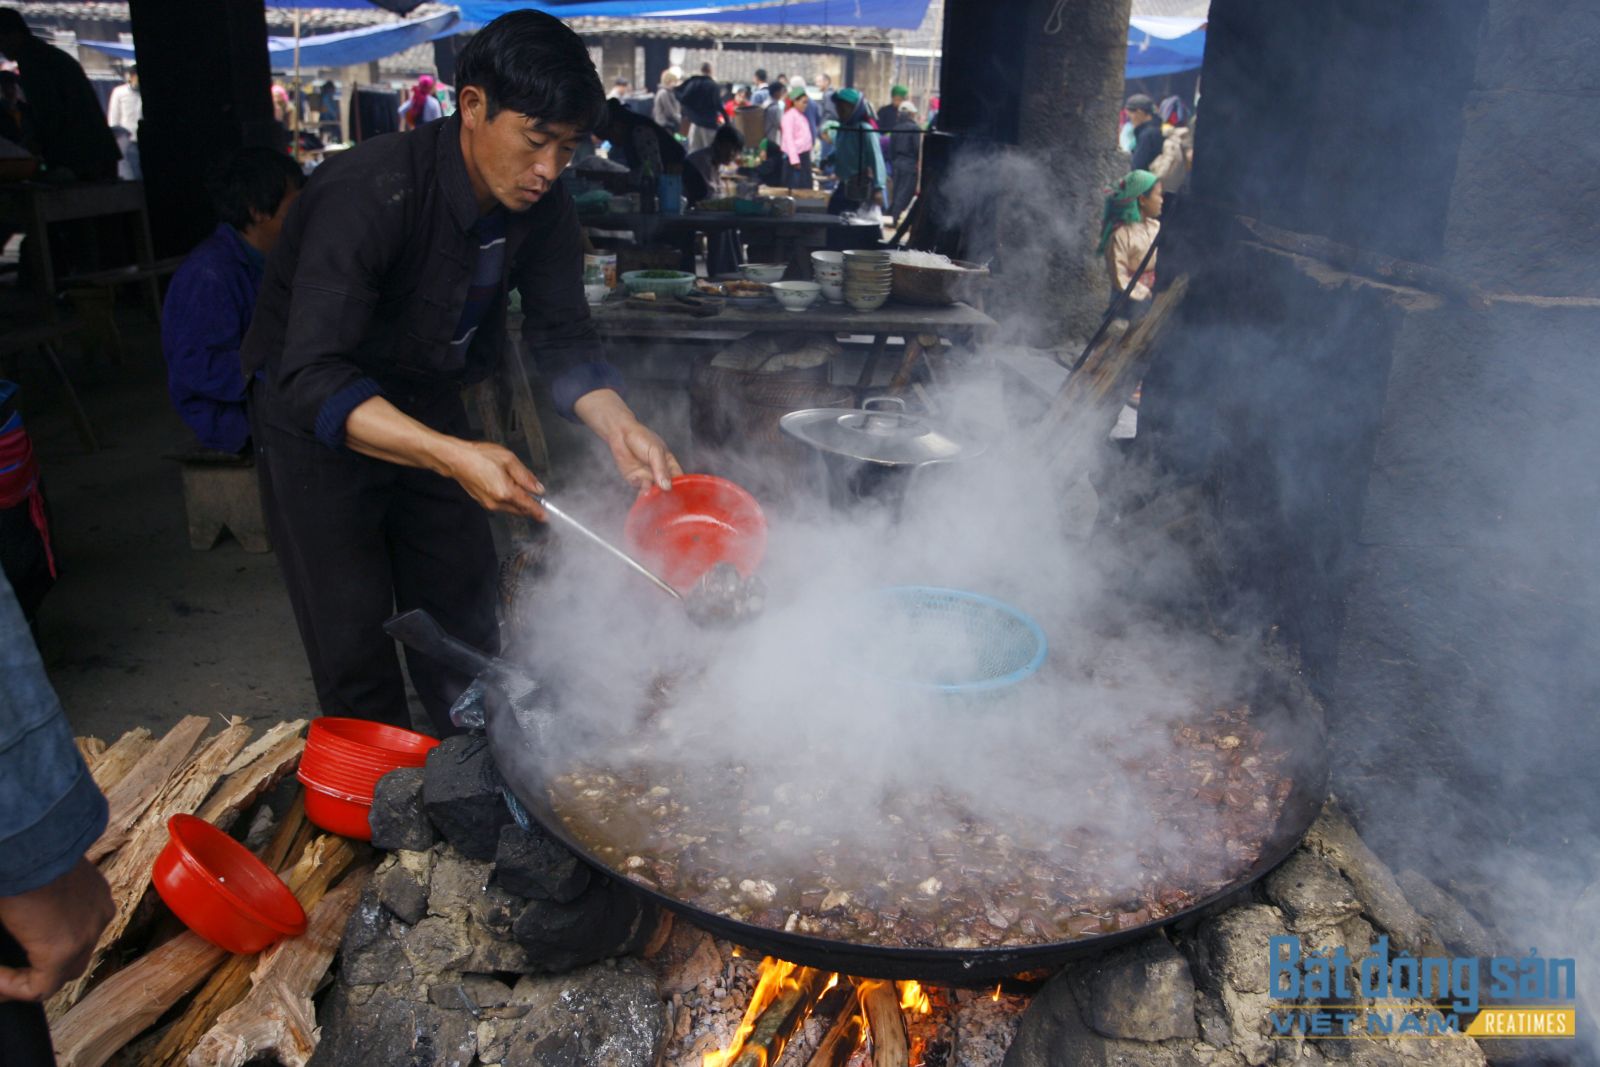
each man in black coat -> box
[0,8,118,180]
[1126,92,1165,173]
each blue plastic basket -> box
[855,586,1048,695]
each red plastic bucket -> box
[624,474,767,592]
[152,814,306,953]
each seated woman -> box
[161,148,304,455]
[1097,169,1163,315]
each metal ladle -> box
[533,494,681,601]
[532,494,765,626]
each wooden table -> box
[0,180,161,318]
[582,210,881,274]
[585,298,998,388]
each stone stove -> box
[309,734,1522,1067]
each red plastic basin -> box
[307,718,438,763]
[624,474,767,592]
[152,814,306,954]
[299,774,376,841]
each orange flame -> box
[897,979,932,1015]
[702,957,837,1067]
[992,982,1003,1001]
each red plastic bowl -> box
[624,474,767,592]
[308,718,438,764]
[295,757,387,796]
[153,814,307,953]
[299,774,376,841]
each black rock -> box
[422,734,511,861]
[511,877,660,975]
[374,862,429,926]
[494,823,592,903]
[339,883,415,986]
[311,980,475,1067]
[369,767,435,853]
[501,959,665,1067]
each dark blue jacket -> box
[161,224,261,453]
[0,571,107,896]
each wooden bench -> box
[0,320,98,451]
[165,449,271,553]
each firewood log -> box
[860,981,910,1067]
[76,736,106,766]
[196,721,306,831]
[87,716,210,864]
[184,866,374,1067]
[805,981,865,1067]
[52,719,251,1017]
[141,835,359,1067]
[85,728,154,793]
[731,966,832,1067]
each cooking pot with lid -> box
[778,397,982,511]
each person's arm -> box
[514,189,681,494]
[161,261,250,405]
[0,573,112,1003]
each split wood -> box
[85,727,154,793]
[805,980,866,1067]
[861,980,910,1067]
[50,833,356,1067]
[185,864,374,1067]
[86,716,209,864]
[52,718,251,1016]
[732,966,831,1067]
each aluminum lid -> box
[779,401,979,466]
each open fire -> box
[702,957,945,1067]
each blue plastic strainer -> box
[853,586,1048,694]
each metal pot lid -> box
[779,399,978,466]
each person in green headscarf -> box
[1099,169,1164,307]
[828,88,886,215]
[877,84,909,133]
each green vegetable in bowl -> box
[637,270,687,279]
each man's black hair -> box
[753,67,768,82]
[767,81,786,99]
[204,147,305,231]
[454,10,605,133]
[0,8,29,35]
[712,123,743,151]
[1125,93,1156,115]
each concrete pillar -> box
[128,0,274,256]
[1144,0,1600,853]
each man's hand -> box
[573,389,683,493]
[344,396,547,520]
[0,858,113,1002]
[440,440,547,520]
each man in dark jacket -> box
[0,571,113,1065]
[674,61,723,152]
[162,147,305,455]
[1126,92,1165,173]
[0,8,118,180]
[241,11,680,735]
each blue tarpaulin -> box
[1126,27,1205,79]
[455,0,932,30]
[81,10,460,69]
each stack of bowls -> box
[810,250,845,303]
[842,249,893,311]
[298,718,440,840]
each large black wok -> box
[388,610,1328,983]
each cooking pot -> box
[778,397,982,512]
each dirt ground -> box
[19,315,317,742]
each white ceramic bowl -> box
[846,292,889,311]
[810,250,844,269]
[770,281,821,312]
[741,262,788,283]
[820,280,845,303]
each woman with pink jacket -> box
[780,84,814,190]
